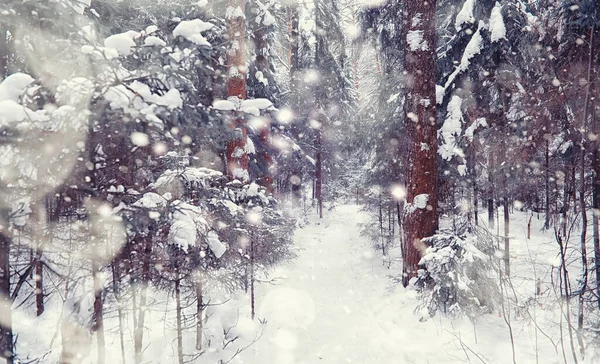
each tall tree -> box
[226,0,250,182]
[401,1,439,287]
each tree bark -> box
[195,275,203,350]
[467,140,478,229]
[504,197,510,277]
[314,0,325,219]
[315,129,323,219]
[250,235,256,320]
[0,26,8,79]
[34,203,45,317]
[252,16,274,191]
[175,276,184,364]
[488,153,495,230]
[545,139,551,229]
[577,22,594,354]
[226,0,249,182]
[112,262,127,364]
[593,137,600,310]
[0,224,13,364]
[401,0,438,287]
[134,237,151,363]
[91,241,105,364]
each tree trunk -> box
[226,0,249,182]
[468,141,478,228]
[252,18,274,191]
[0,26,8,79]
[175,276,184,364]
[0,223,13,364]
[488,153,495,230]
[577,22,594,355]
[134,237,151,363]
[91,242,105,364]
[545,139,551,229]
[195,275,203,351]
[34,203,45,317]
[401,0,438,287]
[250,236,256,320]
[563,169,570,237]
[314,1,325,219]
[289,6,303,200]
[593,81,600,309]
[593,137,600,310]
[112,263,127,364]
[315,129,323,219]
[35,251,43,316]
[504,197,510,277]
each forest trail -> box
[237,206,600,364]
[239,204,401,363]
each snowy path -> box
[239,204,397,363]
[236,205,600,364]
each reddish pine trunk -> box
[227,0,246,100]
[253,25,274,190]
[401,1,438,287]
[226,0,249,182]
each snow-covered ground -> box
[236,204,600,364]
[13,204,600,363]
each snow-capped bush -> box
[415,232,499,318]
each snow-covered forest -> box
[0,0,600,363]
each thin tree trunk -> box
[594,108,600,310]
[577,21,594,357]
[563,163,572,237]
[545,139,551,230]
[112,263,127,364]
[250,236,255,320]
[0,223,13,364]
[594,145,600,310]
[314,1,324,219]
[468,141,479,228]
[35,251,43,316]
[91,242,105,364]
[34,204,44,317]
[195,275,203,351]
[134,238,151,363]
[175,276,184,364]
[488,153,495,230]
[315,129,323,219]
[504,197,510,277]
[289,5,303,200]
[0,26,8,79]
[401,0,438,287]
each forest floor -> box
[15,204,600,363]
[237,204,600,364]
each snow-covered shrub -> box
[415,232,499,318]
